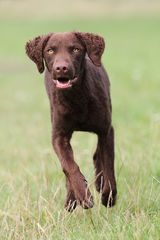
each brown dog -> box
[26,32,117,211]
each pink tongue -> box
[56,80,71,89]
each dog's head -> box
[26,32,105,89]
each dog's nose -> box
[55,64,69,74]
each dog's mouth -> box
[52,76,78,89]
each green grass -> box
[0,16,160,239]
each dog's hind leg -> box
[98,126,117,207]
[93,141,104,192]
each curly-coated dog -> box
[26,32,117,211]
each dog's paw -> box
[65,191,77,212]
[80,192,94,209]
[76,184,94,209]
[73,178,94,209]
[101,189,117,207]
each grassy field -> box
[0,10,160,240]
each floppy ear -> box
[25,34,51,73]
[75,32,105,67]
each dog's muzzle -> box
[52,76,78,89]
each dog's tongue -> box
[56,80,72,89]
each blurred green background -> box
[0,0,160,239]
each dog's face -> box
[43,32,85,89]
[26,32,105,89]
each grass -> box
[0,14,160,239]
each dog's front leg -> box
[52,132,94,210]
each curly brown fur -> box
[25,34,51,73]
[75,32,105,66]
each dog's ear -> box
[75,32,105,67]
[25,34,52,73]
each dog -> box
[26,32,117,211]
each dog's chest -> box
[54,91,89,122]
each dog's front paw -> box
[71,175,94,209]
[80,191,94,209]
[65,191,77,212]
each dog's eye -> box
[47,49,54,54]
[73,48,80,53]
